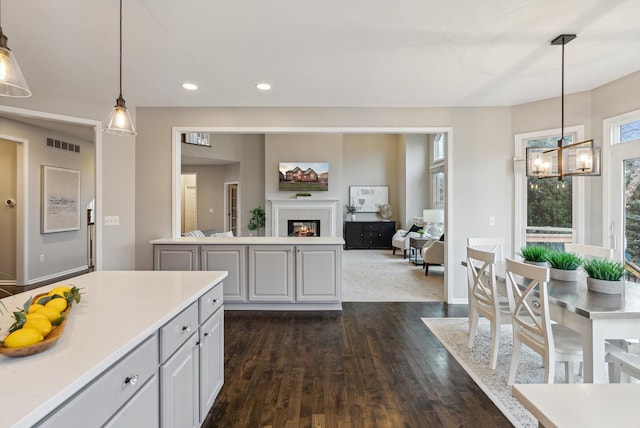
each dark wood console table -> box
[343,221,396,250]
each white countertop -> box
[512,383,640,428]
[150,236,345,245]
[0,270,227,428]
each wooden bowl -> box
[0,293,73,358]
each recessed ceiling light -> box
[256,83,272,91]
[182,82,198,91]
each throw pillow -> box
[408,224,421,233]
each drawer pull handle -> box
[203,332,210,338]
[124,375,139,386]
[182,324,192,333]
[209,298,218,304]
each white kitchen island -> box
[0,270,227,428]
[151,236,344,310]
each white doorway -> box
[181,174,198,233]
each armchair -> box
[392,229,426,258]
[421,236,444,275]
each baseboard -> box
[26,266,90,287]
[225,302,343,311]
[448,298,469,305]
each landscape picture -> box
[279,162,329,191]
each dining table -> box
[463,259,640,383]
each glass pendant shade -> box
[0,32,31,97]
[104,95,136,136]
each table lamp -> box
[422,209,444,236]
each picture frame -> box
[349,185,389,212]
[279,162,329,191]
[41,165,81,233]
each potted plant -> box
[247,206,266,236]
[417,228,425,237]
[345,203,357,221]
[544,250,582,281]
[582,258,626,294]
[520,245,549,267]
[296,192,311,199]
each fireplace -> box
[288,220,320,237]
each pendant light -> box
[526,34,600,179]
[105,0,136,136]
[0,0,31,97]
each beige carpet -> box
[342,249,443,301]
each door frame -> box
[171,126,455,304]
[224,181,240,234]
[0,105,103,283]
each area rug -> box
[342,249,443,302]
[421,317,587,428]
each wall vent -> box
[47,137,80,153]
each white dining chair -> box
[564,243,613,260]
[467,246,510,369]
[504,258,584,385]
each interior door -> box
[0,138,17,283]
[184,185,198,232]
[227,183,238,236]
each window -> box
[431,167,444,210]
[514,126,585,251]
[433,133,445,162]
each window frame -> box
[513,125,586,251]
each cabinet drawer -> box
[363,223,380,232]
[199,284,223,323]
[160,302,198,361]
[38,334,159,428]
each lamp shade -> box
[104,95,136,136]
[422,209,444,224]
[0,40,31,97]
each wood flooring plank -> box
[203,302,511,427]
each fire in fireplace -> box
[288,220,320,237]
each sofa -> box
[421,235,445,275]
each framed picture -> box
[41,165,81,233]
[278,162,329,191]
[349,186,389,212]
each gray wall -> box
[0,117,94,282]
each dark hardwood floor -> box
[204,302,511,427]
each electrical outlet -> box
[40,254,45,262]
[489,216,495,226]
[209,208,214,214]
[104,216,120,226]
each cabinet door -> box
[248,245,294,301]
[201,245,246,302]
[199,308,224,424]
[154,245,199,271]
[343,222,363,249]
[296,245,341,302]
[104,375,159,428]
[161,334,200,428]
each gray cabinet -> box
[104,375,159,428]
[201,245,246,302]
[248,245,294,302]
[160,332,200,428]
[154,245,199,271]
[296,245,341,302]
[199,308,224,423]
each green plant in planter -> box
[247,206,266,236]
[417,229,425,237]
[582,258,625,281]
[520,245,549,262]
[544,250,582,270]
[296,192,311,197]
[345,204,357,215]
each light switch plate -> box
[105,216,120,226]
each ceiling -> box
[4,0,640,109]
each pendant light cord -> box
[561,40,565,144]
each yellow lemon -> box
[25,312,48,322]
[45,297,68,312]
[48,286,72,297]
[23,318,53,337]
[28,303,45,314]
[3,328,44,348]
[33,306,61,322]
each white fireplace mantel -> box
[270,199,340,237]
